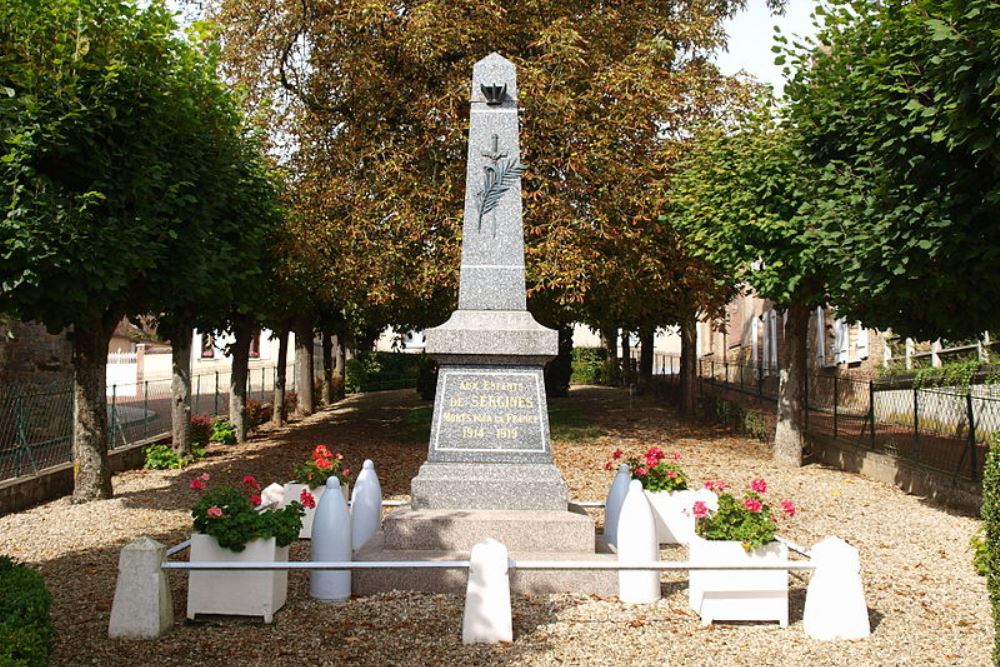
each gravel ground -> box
[0,387,990,666]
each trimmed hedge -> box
[571,347,616,385]
[0,556,53,667]
[346,352,424,393]
[983,435,1000,666]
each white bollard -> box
[617,479,660,604]
[803,537,871,641]
[350,459,383,551]
[310,477,352,600]
[462,539,513,644]
[261,482,285,507]
[108,537,173,639]
[604,463,631,546]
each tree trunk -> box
[620,329,633,387]
[229,315,254,443]
[170,321,193,457]
[71,316,114,503]
[544,324,573,398]
[321,329,334,405]
[638,326,655,387]
[600,327,619,386]
[293,317,315,416]
[679,315,697,417]
[774,303,809,467]
[333,331,346,400]
[272,324,289,426]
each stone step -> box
[352,533,619,597]
[382,506,596,552]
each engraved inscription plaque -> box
[431,367,546,454]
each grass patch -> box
[549,405,605,442]
[401,407,433,443]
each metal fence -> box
[688,358,993,483]
[0,365,293,482]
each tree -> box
[782,0,1000,340]
[0,0,261,500]
[668,106,824,466]
[211,0,782,348]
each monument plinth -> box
[354,54,616,596]
[411,52,567,511]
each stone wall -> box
[0,319,72,389]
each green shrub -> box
[972,525,988,577]
[346,352,423,393]
[982,435,1000,665]
[0,556,53,667]
[210,418,237,445]
[143,443,206,470]
[570,347,608,385]
[416,356,438,401]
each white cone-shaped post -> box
[604,463,631,546]
[617,480,660,604]
[350,459,383,550]
[310,477,352,600]
[462,539,513,644]
[803,537,871,640]
[108,537,173,639]
[260,482,285,507]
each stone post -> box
[108,536,173,639]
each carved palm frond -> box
[475,157,526,234]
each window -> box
[815,307,826,365]
[249,332,261,359]
[834,318,849,364]
[750,317,759,365]
[853,324,870,361]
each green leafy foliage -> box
[191,483,303,551]
[571,347,615,386]
[143,443,206,470]
[972,525,988,577]
[982,435,1000,664]
[209,419,237,445]
[0,556,53,667]
[782,0,1000,340]
[696,490,777,552]
[345,352,424,393]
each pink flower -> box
[334,453,344,461]
[750,479,768,493]
[635,466,649,476]
[342,469,350,477]
[199,472,211,481]
[645,447,664,461]
[703,480,727,492]
[644,453,659,468]
[242,474,260,490]
[189,477,206,491]
[692,501,709,519]
[249,494,262,506]
[206,506,223,518]
[781,501,796,517]
[670,452,682,461]
[316,457,333,470]
[667,470,676,478]
[603,461,613,471]
[300,489,316,509]
[611,448,624,460]
[313,445,332,460]
[744,498,763,513]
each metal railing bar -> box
[162,559,815,572]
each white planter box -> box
[186,533,288,623]
[688,536,788,626]
[281,482,349,539]
[644,490,697,545]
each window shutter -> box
[769,311,778,369]
[751,317,759,364]
[834,318,848,364]
[855,323,869,360]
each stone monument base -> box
[352,505,618,596]
[410,462,567,511]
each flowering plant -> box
[190,473,303,551]
[292,445,351,490]
[606,447,689,493]
[693,478,796,552]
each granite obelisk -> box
[410,53,567,511]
